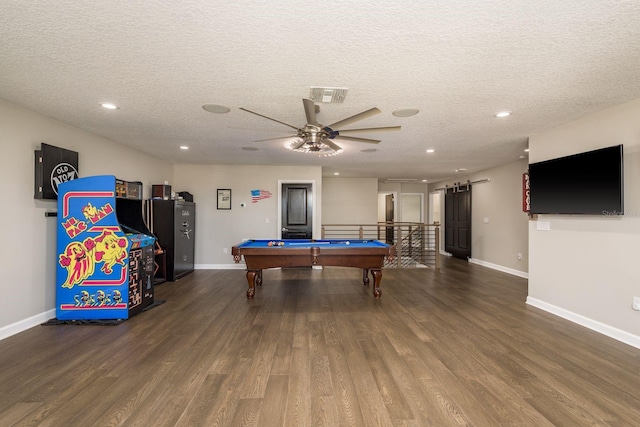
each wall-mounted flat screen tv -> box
[529,144,623,215]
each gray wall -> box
[528,97,640,346]
[323,177,379,224]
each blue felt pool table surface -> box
[231,239,395,298]
[234,239,390,248]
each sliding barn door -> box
[445,185,471,260]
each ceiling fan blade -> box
[323,139,342,151]
[254,135,298,142]
[228,126,297,133]
[332,135,380,144]
[239,107,300,130]
[303,99,319,126]
[337,126,401,134]
[327,107,381,129]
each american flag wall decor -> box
[251,189,272,203]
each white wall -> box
[0,99,173,338]
[430,159,530,276]
[400,194,423,222]
[528,97,640,347]
[173,164,322,267]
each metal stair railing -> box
[320,222,440,269]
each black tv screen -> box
[529,145,623,215]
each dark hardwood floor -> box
[1,257,639,426]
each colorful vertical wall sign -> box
[522,172,530,213]
[56,175,130,320]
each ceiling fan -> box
[239,99,400,154]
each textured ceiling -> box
[2,1,640,182]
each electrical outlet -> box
[633,296,640,311]
[223,248,228,254]
[517,253,522,261]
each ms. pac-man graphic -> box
[56,176,130,320]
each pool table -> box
[232,239,395,298]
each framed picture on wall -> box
[217,189,231,210]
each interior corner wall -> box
[429,159,530,275]
[528,97,640,344]
[172,164,322,267]
[0,98,173,338]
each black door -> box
[281,183,312,239]
[445,185,471,260]
[385,193,394,244]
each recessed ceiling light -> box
[392,108,419,117]
[421,179,428,183]
[242,147,259,151]
[361,148,377,153]
[179,146,189,150]
[524,148,529,152]
[495,111,512,118]
[426,149,435,153]
[100,103,118,110]
[334,172,340,176]
[455,168,467,173]
[202,104,231,113]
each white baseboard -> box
[195,263,246,270]
[468,258,529,279]
[526,297,640,350]
[0,308,56,341]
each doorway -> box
[444,184,472,260]
[429,191,442,251]
[279,181,315,239]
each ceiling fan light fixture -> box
[284,140,343,157]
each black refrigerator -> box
[145,200,195,281]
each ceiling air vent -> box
[309,87,348,103]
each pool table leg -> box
[362,268,370,286]
[246,270,257,299]
[371,269,382,298]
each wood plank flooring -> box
[1,257,639,426]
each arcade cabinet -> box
[56,175,156,320]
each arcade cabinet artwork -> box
[56,175,156,320]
